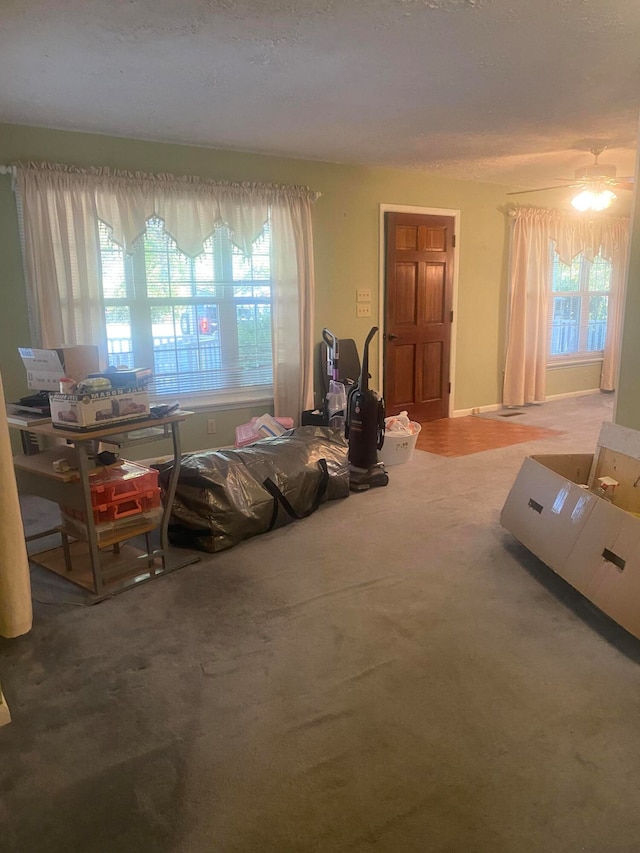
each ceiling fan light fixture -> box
[592,189,617,211]
[571,188,617,212]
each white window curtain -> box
[503,207,629,407]
[14,162,319,419]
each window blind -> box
[99,218,273,398]
[547,246,611,361]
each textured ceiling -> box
[1,0,639,189]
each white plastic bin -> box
[378,422,421,466]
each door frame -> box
[378,204,461,418]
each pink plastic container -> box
[234,422,262,448]
[250,416,294,430]
[234,417,294,448]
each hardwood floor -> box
[415,415,563,457]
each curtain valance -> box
[508,206,629,266]
[14,161,321,257]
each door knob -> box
[387,333,399,341]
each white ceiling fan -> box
[508,147,635,211]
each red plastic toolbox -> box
[87,460,159,506]
[62,486,161,526]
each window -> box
[98,218,272,398]
[548,248,611,362]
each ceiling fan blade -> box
[507,185,572,196]
[613,180,635,191]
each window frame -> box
[98,218,275,405]
[546,246,611,368]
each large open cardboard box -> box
[501,421,640,640]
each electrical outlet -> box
[207,418,217,434]
[356,303,372,318]
[357,288,372,303]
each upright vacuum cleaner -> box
[321,327,347,428]
[345,326,389,491]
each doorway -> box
[382,209,457,422]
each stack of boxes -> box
[18,346,154,431]
[18,346,164,546]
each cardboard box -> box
[19,346,100,392]
[501,422,640,640]
[500,453,597,575]
[87,367,152,388]
[50,387,149,431]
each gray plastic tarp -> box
[160,426,350,553]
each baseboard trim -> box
[545,388,602,401]
[452,403,501,418]
[452,389,604,417]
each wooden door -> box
[384,212,455,422]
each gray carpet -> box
[3,392,640,853]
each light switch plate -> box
[356,303,372,318]
[357,288,372,303]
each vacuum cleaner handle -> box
[364,326,378,350]
[322,328,340,381]
[322,328,336,349]
[359,326,378,393]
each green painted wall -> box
[614,125,640,429]
[0,123,605,449]
[545,363,603,398]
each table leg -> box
[76,442,103,595]
[159,421,182,570]
[145,532,154,573]
[61,531,73,573]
